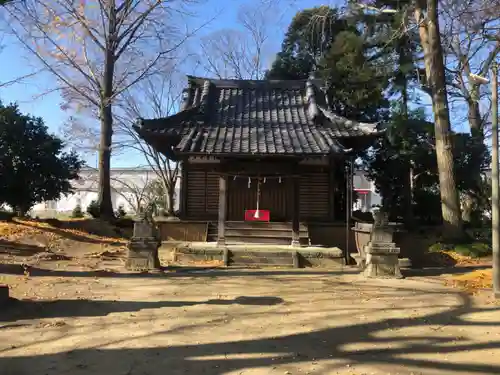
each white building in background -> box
[31,168,180,217]
[353,170,381,212]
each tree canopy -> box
[0,102,84,214]
[266,6,389,123]
[365,105,490,226]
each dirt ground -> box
[1,258,500,375]
[1,218,500,375]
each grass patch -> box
[429,241,491,258]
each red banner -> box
[244,210,270,222]
[355,189,370,195]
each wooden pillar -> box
[180,161,188,218]
[217,174,227,246]
[329,157,336,221]
[291,175,300,247]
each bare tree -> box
[411,0,464,239]
[84,167,166,215]
[114,71,182,217]
[3,0,203,219]
[110,170,165,215]
[441,0,500,135]
[438,0,500,222]
[197,2,277,80]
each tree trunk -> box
[97,9,117,220]
[402,162,415,229]
[461,98,484,223]
[166,184,175,216]
[98,101,114,219]
[15,206,28,217]
[415,0,463,241]
[468,98,483,135]
[400,64,415,229]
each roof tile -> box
[138,77,379,156]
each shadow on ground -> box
[0,240,46,256]
[0,261,489,280]
[0,296,284,322]
[1,290,500,375]
[0,263,354,278]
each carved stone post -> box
[363,210,402,279]
[126,211,161,271]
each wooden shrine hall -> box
[135,76,380,251]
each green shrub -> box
[115,205,127,219]
[454,242,491,258]
[71,204,84,218]
[428,241,491,258]
[428,242,454,253]
[86,200,100,218]
[466,227,491,244]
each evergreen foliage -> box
[0,102,84,215]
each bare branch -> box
[0,66,46,88]
[2,0,206,215]
[196,1,276,80]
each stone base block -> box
[126,239,161,271]
[363,253,403,279]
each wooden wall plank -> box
[186,168,219,219]
[299,173,330,220]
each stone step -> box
[230,252,295,267]
[225,229,308,237]
[225,236,292,245]
[231,257,294,266]
[168,246,344,268]
[230,261,294,267]
[225,221,308,231]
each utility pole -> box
[469,66,499,298]
[492,62,499,298]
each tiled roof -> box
[136,76,378,157]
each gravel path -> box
[1,266,500,375]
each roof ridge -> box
[186,75,315,89]
[306,79,319,120]
[316,105,379,135]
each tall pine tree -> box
[267,6,389,123]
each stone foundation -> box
[163,243,345,268]
[126,238,161,271]
[126,214,161,271]
[362,210,403,279]
[363,251,403,279]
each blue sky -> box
[0,0,337,167]
[0,0,470,168]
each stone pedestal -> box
[362,210,403,279]
[364,246,402,278]
[126,214,161,271]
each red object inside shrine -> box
[244,209,270,222]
